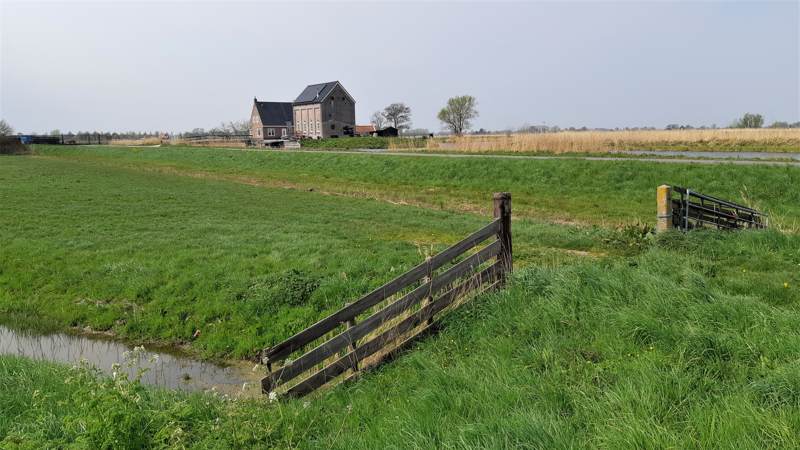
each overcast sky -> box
[1,0,797,133]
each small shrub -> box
[0,136,31,155]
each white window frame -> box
[281,128,287,137]
[303,122,308,132]
[267,128,275,137]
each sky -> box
[1,0,798,134]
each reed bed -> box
[109,137,164,146]
[413,128,800,153]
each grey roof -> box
[255,101,293,126]
[293,81,339,105]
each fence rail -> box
[261,193,512,397]
[656,185,767,232]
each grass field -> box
[25,145,800,227]
[2,146,800,448]
[1,150,632,360]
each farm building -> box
[250,99,293,141]
[293,81,356,139]
[251,81,356,144]
[373,126,399,137]
[355,124,376,136]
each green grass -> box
[299,136,390,149]
[29,145,800,226]
[0,154,626,360]
[4,147,800,448]
[2,230,800,448]
[620,140,800,153]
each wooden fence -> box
[657,185,767,232]
[261,193,513,397]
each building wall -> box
[293,104,322,138]
[262,126,290,139]
[319,85,355,138]
[250,104,263,139]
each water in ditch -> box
[0,325,263,397]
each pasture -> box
[2,145,800,448]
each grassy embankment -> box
[3,230,799,448]
[2,146,800,448]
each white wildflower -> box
[268,391,278,403]
[302,401,310,409]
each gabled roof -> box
[293,81,354,105]
[254,101,293,126]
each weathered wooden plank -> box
[282,263,502,396]
[264,219,501,363]
[265,240,501,390]
[493,193,512,276]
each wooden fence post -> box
[493,193,512,280]
[656,185,673,233]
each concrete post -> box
[656,185,673,233]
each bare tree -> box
[383,103,412,130]
[0,119,13,136]
[370,111,386,129]
[437,96,478,135]
[223,120,250,134]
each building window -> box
[331,124,335,130]
[281,128,287,137]
[303,122,308,132]
[316,121,320,132]
[267,128,275,137]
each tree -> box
[770,121,790,129]
[219,120,250,135]
[0,119,13,136]
[383,103,412,130]
[437,95,478,135]
[49,129,61,136]
[732,113,764,129]
[370,111,386,129]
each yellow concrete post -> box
[656,185,673,232]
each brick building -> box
[251,81,356,143]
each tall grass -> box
[2,230,799,448]
[415,128,800,153]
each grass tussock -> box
[2,230,799,448]
[421,128,800,154]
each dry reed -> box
[408,129,800,153]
